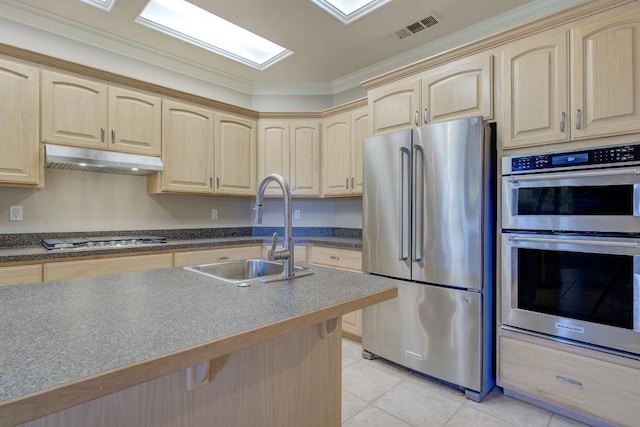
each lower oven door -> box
[502,233,640,355]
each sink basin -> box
[184,258,313,284]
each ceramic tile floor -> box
[341,338,592,427]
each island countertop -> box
[0,264,396,426]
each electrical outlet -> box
[211,208,218,221]
[9,205,23,221]
[294,209,301,220]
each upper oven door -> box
[502,166,640,232]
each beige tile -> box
[342,360,404,402]
[342,390,368,423]
[342,405,412,427]
[405,373,467,404]
[465,389,553,427]
[364,356,412,379]
[373,379,464,426]
[342,338,363,360]
[548,414,593,427]
[445,406,517,427]
[342,353,358,369]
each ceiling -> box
[3,0,582,94]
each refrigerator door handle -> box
[399,147,411,260]
[412,144,425,262]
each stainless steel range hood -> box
[45,144,163,176]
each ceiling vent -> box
[395,13,441,39]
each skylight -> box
[80,0,116,12]
[310,0,393,24]
[136,0,292,70]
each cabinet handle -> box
[216,177,220,189]
[560,112,566,132]
[575,109,582,130]
[345,178,349,189]
[351,177,355,189]
[292,178,296,192]
[414,111,419,126]
[216,256,229,261]
[555,375,583,387]
[100,128,105,142]
[210,176,213,188]
[329,255,341,260]
[423,108,428,124]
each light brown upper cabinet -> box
[501,30,569,149]
[148,99,214,194]
[214,113,257,196]
[368,52,492,135]
[321,105,368,197]
[502,8,640,149]
[41,70,161,156]
[0,58,41,186]
[571,8,640,140]
[257,119,320,197]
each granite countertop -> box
[0,234,362,264]
[0,264,395,426]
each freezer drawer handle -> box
[399,147,411,260]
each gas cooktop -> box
[41,236,167,250]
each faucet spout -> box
[255,173,294,279]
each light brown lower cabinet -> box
[0,264,42,286]
[43,253,174,281]
[500,334,640,427]
[173,245,262,267]
[309,245,363,340]
[18,319,342,427]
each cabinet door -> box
[108,87,161,156]
[156,99,214,194]
[291,120,320,197]
[215,113,256,196]
[368,78,420,135]
[321,113,351,196]
[421,53,493,125]
[350,107,368,195]
[257,120,290,196]
[41,70,108,149]
[0,59,40,185]
[571,9,640,139]
[502,30,569,149]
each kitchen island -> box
[0,263,396,426]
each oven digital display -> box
[551,153,588,166]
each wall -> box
[0,169,361,234]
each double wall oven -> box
[501,143,640,356]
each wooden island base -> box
[20,320,342,427]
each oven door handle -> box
[508,166,640,183]
[509,235,640,248]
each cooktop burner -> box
[41,236,167,250]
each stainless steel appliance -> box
[41,236,167,250]
[362,116,495,401]
[501,143,640,357]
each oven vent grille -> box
[395,13,441,39]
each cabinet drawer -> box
[174,246,262,267]
[0,264,42,286]
[309,246,361,271]
[501,336,640,426]
[44,253,173,281]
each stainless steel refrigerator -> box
[362,115,495,402]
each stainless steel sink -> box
[184,258,313,284]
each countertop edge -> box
[0,287,395,427]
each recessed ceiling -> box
[4,0,583,94]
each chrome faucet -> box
[255,173,294,279]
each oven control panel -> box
[508,144,640,173]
